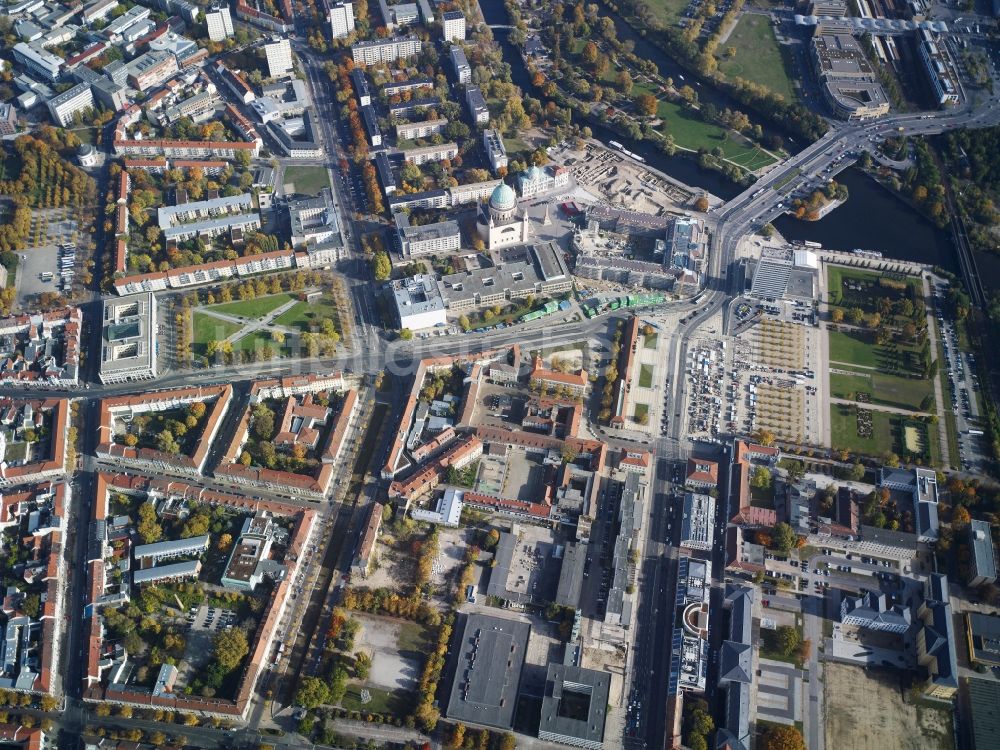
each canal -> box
[482,0,999,286]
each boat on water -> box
[607,141,646,163]
[609,140,624,149]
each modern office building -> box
[99,293,158,385]
[125,49,179,92]
[46,83,94,127]
[917,29,960,106]
[810,32,890,120]
[329,1,356,38]
[394,212,460,258]
[965,612,1000,668]
[441,10,466,41]
[13,42,62,81]
[206,4,235,41]
[680,492,715,551]
[967,519,997,587]
[390,274,448,330]
[538,661,611,749]
[351,35,421,65]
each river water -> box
[482,0,1000,286]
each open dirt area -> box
[351,613,429,692]
[823,662,953,750]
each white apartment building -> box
[264,38,293,78]
[483,128,507,173]
[450,46,471,84]
[441,10,466,41]
[351,35,421,65]
[47,83,94,127]
[396,118,448,140]
[329,1,355,39]
[205,4,234,41]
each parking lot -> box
[932,277,987,471]
[684,338,725,439]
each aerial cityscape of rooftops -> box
[0,0,1000,747]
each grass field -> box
[272,294,340,332]
[639,364,654,388]
[633,83,777,170]
[643,0,687,24]
[717,15,797,103]
[831,404,940,463]
[283,166,330,195]
[828,329,923,374]
[634,403,649,422]
[827,265,920,311]
[192,313,242,355]
[644,333,658,349]
[830,371,934,412]
[208,293,294,320]
[341,684,414,716]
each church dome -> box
[489,183,517,212]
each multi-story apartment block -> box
[46,83,94,127]
[396,117,448,141]
[329,1,355,38]
[0,103,17,136]
[350,68,371,107]
[206,4,235,41]
[450,45,471,83]
[361,104,382,147]
[264,38,294,77]
[441,10,466,41]
[465,85,490,124]
[401,142,458,165]
[351,35,421,65]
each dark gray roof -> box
[538,662,611,747]
[921,575,957,691]
[860,524,918,549]
[555,541,586,609]
[969,519,997,582]
[718,641,752,685]
[725,585,754,644]
[716,681,751,750]
[967,612,1000,665]
[968,678,1000,750]
[445,613,530,729]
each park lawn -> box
[829,329,925,376]
[208,293,295,320]
[717,14,797,103]
[192,313,241,355]
[634,403,649,422]
[341,684,414,715]
[272,295,341,332]
[830,371,935,412]
[231,329,291,356]
[632,84,777,169]
[830,403,895,456]
[504,135,533,159]
[639,364,654,388]
[831,404,941,464]
[644,333,658,349]
[283,165,330,195]
[827,265,921,310]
